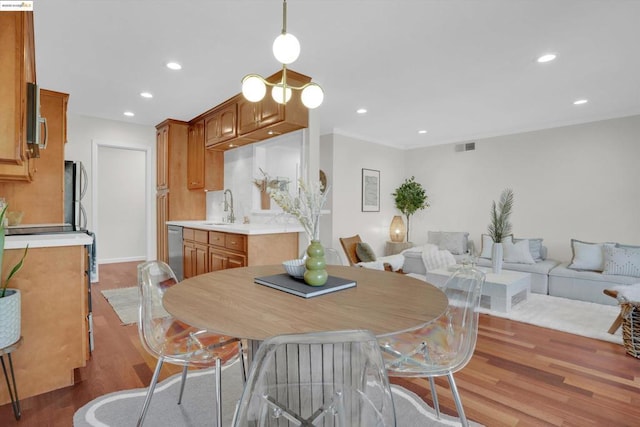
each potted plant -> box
[487,188,514,273]
[392,176,429,242]
[0,205,29,349]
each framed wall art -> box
[361,168,380,212]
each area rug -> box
[477,293,622,345]
[101,287,138,325]
[73,360,481,427]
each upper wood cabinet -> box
[156,125,169,190]
[0,11,37,182]
[236,69,310,143]
[0,89,68,224]
[204,101,237,148]
[187,120,205,189]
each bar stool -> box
[0,336,22,420]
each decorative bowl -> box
[283,259,306,279]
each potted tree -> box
[392,176,429,242]
[487,188,514,274]
[0,205,29,349]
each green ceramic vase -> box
[304,240,328,286]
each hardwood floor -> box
[1,261,638,426]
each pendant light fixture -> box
[241,0,324,109]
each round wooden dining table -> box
[163,264,448,341]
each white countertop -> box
[5,233,94,249]
[167,220,304,235]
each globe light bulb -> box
[241,75,267,102]
[301,83,324,109]
[271,83,292,104]
[272,33,300,65]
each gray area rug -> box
[74,360,479,426]
[101,287,139,325]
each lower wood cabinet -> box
[182,227,298,276]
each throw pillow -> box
[568,239,614,271]
[479,234,513,259]
[514,237,544,261]
[502,239,535,264]
[602,245,640,278]
[355,242,377,263]
[438,231,469,255]
[421,247,456,271]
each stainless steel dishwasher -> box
[167,225,184,281]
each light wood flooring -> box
[0,261,638,426]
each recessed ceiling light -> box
[418,130,428,134]
[537,53,557,63]
[140,92,153,98]
[166,62,182,70]
[573,99,588,105]
[124,111,135,117]
[356,108,367,114]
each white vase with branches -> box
[487,189,514,274]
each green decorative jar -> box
[304,240,328,286]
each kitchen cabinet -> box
[187,119,224,191]
[208,231,247,271]
[180,226,298,275]
[187,120,204,190]
[183,228,208,278]
[0,89,68,223]
[155,120,205,263]
[236,69,309,143]
[0,11,37,182]
[204,101,237,148]
[0,242,90,405]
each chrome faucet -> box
[223,189,235,223]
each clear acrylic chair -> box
[136,260,245,427]
[377,265,485,427]
[325,247,344,265]
[233,329,396,426]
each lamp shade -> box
[389,216,406,243]
[301,83,324,109]
[271,83,292,104]
[272,33,300,64]
[241,75,267,102]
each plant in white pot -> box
[0,205,29,349]
[487,188,514,274]
[392,176,429,243]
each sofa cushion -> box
[503,239,535,264]
[567,239,614,272]
[602,245,640,278]
[514,237,544,261]
[427,231,469,255]
[355,242,376,263]
[550,263,639,284]
[479,234,513,259]
[476,258,558,275]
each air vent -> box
[455,142,476,152]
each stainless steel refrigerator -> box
[64,160,88,230]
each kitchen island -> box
[167,221,304,277]
[0,232,92,405]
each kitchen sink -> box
[203,222,230,226]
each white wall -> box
[66,114,156,261]
[405,114,640,262]
[326,134,406,258]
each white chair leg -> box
[137,357,165,427]
[428,376,441,419]
[446,372,469,427]
[177,364,189,404]
[215,357,222,427]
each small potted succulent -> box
[0,205,29,349]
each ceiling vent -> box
[455,142,476,152]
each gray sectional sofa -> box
[402,233,640,306]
